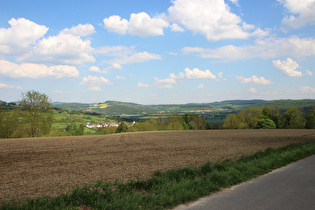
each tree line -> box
[1,90,314,139]
[99,113,209,134]
[223,106,315,129]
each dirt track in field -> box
[1,129,314,202]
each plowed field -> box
[1,129,314,202]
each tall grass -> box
[1,141,315,210]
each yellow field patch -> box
[89,104,110,109]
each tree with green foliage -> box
[222,113,240,129]
[305,107,315,129]
[182,113,208,130]
[0,108,17,138]
[188,121,198,130]
[20,90,54,137]
[259,118,276,129]
[283,107,304,129]
[116,122,128,133]
[262,106,282,128]
[238,106,263,129]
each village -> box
[85,121,136,129]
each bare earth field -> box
[1,129,314,202]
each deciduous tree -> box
[283,107,304,129]
[20,90,54,137]
[305,107,315,129]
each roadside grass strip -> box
[1,140,315,210]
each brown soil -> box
[1,129,314,202]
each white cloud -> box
[154,77,177,84]
[103,15,128,34]
[104,51,161,69]
[81,75,112,86]
[81,75,112,91]
[103,12,169,37]
[137,82,150,87]
[155,67,217,88]
[0,82,22,89]
[128,12,169,37]
[170,23,184,32]
[94,46,136,56]
[182,36,315,61]
[95,46,161,69]
[89,66,101,73]
[0,18,48,56]
[159,84,174,88]
[236,75,272,85]
[0,60,79,79]
[218,72,223,78]
[249,88,257,93]
[61,24,95,37]
[18,32,95,65]
[197,83,204,89]
[301,86,315,93]
[272,58,303,77]
[306,69,313,76]
[115,76,126,80]
[185,68,216,79]
[87,86,103,91]
[168,0,268,41]
[229,0,239,6]
[278,0,315,29]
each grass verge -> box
[1,140,315,210]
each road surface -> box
[175,155,315,210]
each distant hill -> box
[53,99,315,115]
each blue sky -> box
[0,0,314,104]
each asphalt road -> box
[174,155,315,210]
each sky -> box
[0,0,314,104]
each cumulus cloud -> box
[159,84,174,88]
[197,83,204,89]
[87,86,102,91]
[154,76,177,84]
[94,46,136,56]
[137,82,150,87]
[229,0,239,6]
[236,75,272,85]
[0,82,22,89]
[103,15,128,34]
[249,88,257,93]
[18,32,95,65]
[306,69,313,76]
[103,12,169,37]
[0,60,79,79]
[155,67,216,88]
[218,72,223,78]
[104,51,162,70]
[168,0,268,41]
[115,76,126,80]
[94,46,161,70]
[89,66,101,73]
[272,58,303,77]
[185,68,216,79]
[301,86,315,93]
[61,23,95,37]
[278,0,315,29]
[81,75,112,91]
[170,23,184,32]
[182,36,315,61]
[81,75,112,85]
[0,18,48,56]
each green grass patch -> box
[1,141,315,210]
